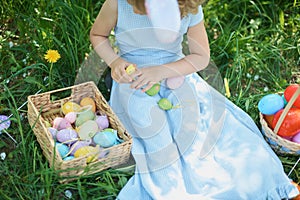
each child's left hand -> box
[130,66,164,92]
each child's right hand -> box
[110,58,140,83]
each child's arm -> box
[90,0,134,83]
[131,20,210,91]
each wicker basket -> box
[260,86,300,155]
[27,81,132,183]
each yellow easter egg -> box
[125,64,136,75]
[74,146,99,163]
[80,97,96,113]
[61,101,81,115]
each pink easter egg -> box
[292,132,300,144]
[65,112,77,124]
[53,118,72,130]
[166,76,185,89]
[52,117,64,129]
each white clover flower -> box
[64,190,72,199]
[9,41,13,48]
[254,75,259,81]
[1,152,6,160]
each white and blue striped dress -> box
[107,0,299,199]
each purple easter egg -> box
[48,127,58,140]
[56,129,78,144]
[292,132,300,144]
[0,115,11,132]
[95,115,109,130]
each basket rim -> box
[259,112,300,149]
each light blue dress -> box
[109,0,299,199]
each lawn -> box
[0,0,299,199]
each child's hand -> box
[110,58,140,83]
[130,66,164,92]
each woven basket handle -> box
[48,86,74,104]
[274,86,300,134]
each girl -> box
[90,0,299,199]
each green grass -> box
[0,0,299,199]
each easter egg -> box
[272,108,300,137]
[75,109,95,127]
[263,114,274,127]
[55,142,70,158]
[69,140,92,155]
[292,132,300,144]
[80,97,96,113]
[282,136,293,141]
[0,115,11,131]
[56,129,78,144]
[93,128,120,148]
[63,156,75,161]
[258,94,284,115]
[48,127,58,140]
[125,64,136,75]
[158,98,173,110]
[45,120,52,128]
[65,112,77,124]
[166,76,185,89]
[284,84,300,108]
[78,120,98,140]
[282,94,288,106]
[61,101,81,115]
[95,115,109,130]
[74,146,100,163]
[145,83,160,96]
[53,117,72,130]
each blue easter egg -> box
[63,156,75,161]
[93,129,118,148]
[55,142,70,158]
[258,94,284,115]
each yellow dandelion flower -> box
[44,49,61,63]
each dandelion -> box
[44,49,61,88]
[44,49,61,63]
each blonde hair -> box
[127,0,206,18]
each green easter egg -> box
[75,109,95,127]
[146,83,160,96]
[158,98,173,110]
[281,94,288,106]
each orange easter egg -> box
[80,97,96,113]
[263,114,274,127]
